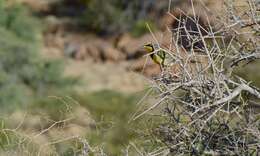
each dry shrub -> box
[133,0,260,155]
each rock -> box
[64,42,80,58]
[85,43,101,61]
[72,36,125,62]
[43,33,65,58]
[97,40,125,62]
[44,16,63,34]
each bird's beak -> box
[139,45,147,52]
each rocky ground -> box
[14,0,227,94]
[41,27,158,93]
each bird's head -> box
[143,43,154,53]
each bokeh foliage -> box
[0,1,155,155]
[50,0,166,36]
[76,90,139,155]
[87,0,167,36]
[0,0,75,113]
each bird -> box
[143,43,183,80]
[143,43,166,71]
[143,42,209,78]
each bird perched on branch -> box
[143,41,209,79]
[144,43,179,72]
[143,43,166,71]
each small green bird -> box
[143,43,166,71]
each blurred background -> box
[0,0,259,155]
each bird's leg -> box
[158,64,164,77]
[159,64,163,72]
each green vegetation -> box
[0,89,158,155]
[51,0,164,36]
[76,90,142,155]
[131,20,156,37]
[0,0,75,113]
[82,0,160,35]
